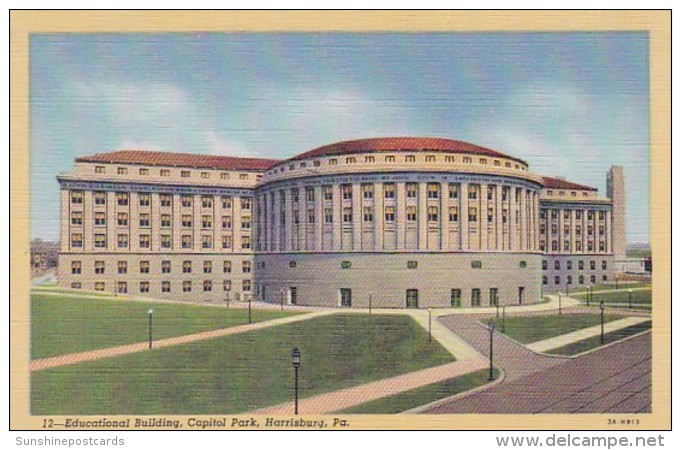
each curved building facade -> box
[57,137,620,308]
[254,138,545,308]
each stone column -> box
[374,182,384,250]
[332,184,342,251]
[480,183,488,251]
[396,182,407,250]
[107,191,116,252]
[315,186,324,251]
[460,183,469,251]
[495,184,503,251]
[440,182,450,251]
[418,182,428,250]
[83,190,94,252]
[193,194,202,252]
[352,183,362,250]
[60,189,70,251]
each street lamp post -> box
[292,347,301,415]
[148,309,153,349]
[600,301,605,345]
[496,302,499,318]
[558,292,562,315]
[628,289,633,309]
[428,307,432,342]
[248,294,252,324]
[488,319,495,381]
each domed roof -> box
[286,137,527,165]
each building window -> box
[384,206,395,222]
[94,260,105,274]
[203,260,212,274]
[243,280,252,292]
[181,170,191,178]
[242,261,251,273]
[576,241,583,251]
[94,282,105,291]
[362,184,373,199]
[71,211,83,226]
[590,260,596,270]
[405,155,416,163]
[451,289,461,307]
[468,207,477,223]
[384,183,395,199]
[487,208,494,223]
[223,261,232,273]
[117,167,128,175]
[222,235,232,249]
[579,275,584,284]
[239,173,249,180]
[552,241,558,251]
[117,234,128,248]
[289,261,297,268]
[407,261,418,269]
[161,260,171,274]
[471,289,481,306]
[140,282,150,293]
[576,210,583,220]
[94,212,106,227]
[202,235,213,249]
[241,236,251,249]
[95,165,106,174]
[159,194,172,207]
[564,241,570,251]
[554,261,560,270]
[542,276,548,285]
[161,235,171,248]
[202,195,213,208]
[140,261,150,273]
[183,281,192,292]
[427,183,439,199]
[445,156,455,163]
[468,185,478,200]
[471,261,482,269]
[542,260,548,270]
[94,234,106,248]
[201,171,210,179]
[323,186,333,201]
[71,261,81,274]
[427,206,439,222]
[406,183,417,198]
[203,280,212,292]
[341,261,351,269]
[181,195,192,207]
[139,213,150,228]
[140,234,150,248]
[162,281,171,293]
[385,155,395,163]
[342,184,352,200]
[567,276,572,285]
[222,216,232,229]
[425,155,436,163]
[116,192,128,206]
[345,157,356,164]
[489,288,498,306]
[139,168,149,176]
[94,192,106,205]
[406,206,417,222]
[487,186,495,201]
[519,261,527,268]
[602,260,607,270]
[590,275,596,284]
[363,207,374,222]
[307,209,315,224]
[324,208,333,223]
[329,158,338,165]
[343,207,353,223]
[182,260,192,273]
[118,261,127,274]
[223,280,231,291]
[242,216,251,229]
[221,196,232,209]
[554,276,560,285]
[241,198,252,210]
[71,282,82,289]
[567,260,572,270]
[160,169,170,177]
[202,215,212,229]
[160,214,171,228]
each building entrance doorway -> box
[406,289,419,308]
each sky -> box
[30,32,650,243]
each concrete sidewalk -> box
[526,316,651,353]
[30,310,336,372]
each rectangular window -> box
[554,260,560,270]
[241,236,251,249]
[384,183,395,199]
[602,260,607,270]
[162,281,171,293]
[222,235,232,249]
[425,155,436,163]
[468,185,478,200]
[406,206,417,222]
[94,234,106,248]
[160,194,172,207]
[139,213,150,228]
[385,155,395,163]
[241,216,251,229]
[223,260,232,273]
[363,207,374,222]
[183,281,192,292]
[222,196,232,209]
[71,261,81,274]
[94,212,106,227]
[405,155,416,163]
[451,289,461,307]
[554,276,560,285]
[242,261,251,273]
[71,282,82,289]
[140,281,150,293]
[567,260,572,270]
[243,280,252,292]
[427,183,439,199]
[202,195,213,208]
[241,198,252,210]
[220,172,229,180]
[181,170,191,178]
[542,260,548,270]
[140,261,150,273]
[385,206,395,222]
[307,209,315,224]
[117,167,128,175]
[94,260,105,274]
[222,215,232,229]
[95,282,105,291]
[139,234,150,248]
[161,260,171,273]
[324,208,333,223]
[590,260,596,270]
[161,234,171,248]
[181,195,192,207]
[71,191,83,204]
[116,192,128,206]
[95,165,106,174]
[117,261,127,274]
[406,183,417,198]
[306,187,315,202]
[202,235,213,249]
[471,289,481,307]
[94,192,106,205]
[117,234,128,248]
[362,184,374,199]
[139,194,150,207]
[204,260,212,273]
[223,280,232,291]
[468,207,478,223]
[323,186,333,201]
[449,206,458,222]
[201,171,210,179]
[203,280,212,292]
[202,215,212,229]
[71,211,83,226]
[342,184,352,200]
[343,207,353,223]
[160,169,170,177]
[489,288,498,306]
[183,260,192,273]
[448,183,458,199]
[427,206,439,222]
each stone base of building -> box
[254,252,542,308]
[541,253,614,294]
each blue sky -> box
[30,32,650,243]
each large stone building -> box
[57,137,625,308]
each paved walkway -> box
[526,316,651,353]
[30,310,336,372]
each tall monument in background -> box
[607,166,627,260]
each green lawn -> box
[31,293,297,359]
[31,314,454,415]
[492,313,622,344]
[584,289,652,305]
[548,321,652,356]
[337,369,498,414]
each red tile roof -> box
[542,176,597,191]
[76,150,280,171]
[285,137,527,165]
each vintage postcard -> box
[10,11,670,431]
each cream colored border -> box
[10,10,671,430]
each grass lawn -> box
[337,368,498,414]
[492,313,622,344]
[31,314,454,415]
[584,289,652,305]
[548,321,652,356]
[31,293,297,359]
